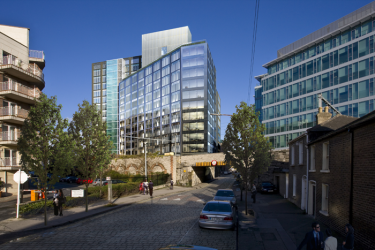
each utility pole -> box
[145,141,147,181]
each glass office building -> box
[92,56,141,153]
[255,2,375,149]
[118,41,221,155]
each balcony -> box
[0,157,20,170]
[0,131,19,145]
[0,55,45,89]
[0,81,41,104]
[0,107,28,125]
[29,50,45,70]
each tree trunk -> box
[245,185,248,215]
[99,172,102,198]
[44,189,47,225]
[85,183,88,212]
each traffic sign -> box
[211,160,217,166]
[13,170,28,184]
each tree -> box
[222,102,272,214]
[18,94,74,225]
[69,101,113,211]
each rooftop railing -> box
[29,50,45,60]
[2,55,44,80]
[0,81,41,99]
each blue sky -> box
[1,0,373,138]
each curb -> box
[0,187,193,245]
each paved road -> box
[1,176,236,250]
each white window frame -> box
[320,184,329,216]
[299,141,303,165]
[293,174,297,197]
[310,145,316,171]
[322,142,330,171]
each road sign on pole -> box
[13,170,28,219]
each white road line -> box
[178,218,199,244]
[160,198,168,200]
[173,198,181,201]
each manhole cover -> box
[248,210,254,216]
[260,233,277,241]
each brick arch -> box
[125,164,139,175]
[149,163,167,174]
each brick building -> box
[308,110,375,250]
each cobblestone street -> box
[1,176,236,250]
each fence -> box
[1,131,18,141]
[29,50,44,59]
[0,81,41,98]
[2,55,44,80]
[0,107,28,118]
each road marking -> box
[160,198,168,200]
[196,199,204,202]
[173,198,181,200]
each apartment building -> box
[0,24,45,196]
[92,56,141,153]
[255,1,375,149]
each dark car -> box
[259,182,277,194]
[66,176,78,183]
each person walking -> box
[324,228,337,250]
[251,183,257,203]
[297,222,325,250]
[149,180,154,198]
[57,189,65,216]
[143,179,149,195]
[342,224,354,250]
[139,182,144,194]
[170,179,174,190]
[53,190,59,216]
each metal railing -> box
[0,107,28,118]
[0,81,41,98]
[4,157,18,166]
[2,55,44,80]
[1,131,18,141]
[29,50,45,60]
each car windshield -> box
[204,203,232,212]
[215,190,234,197]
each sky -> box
[1,0,373,138]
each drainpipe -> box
[349,129,354,225]
[306,133,309,213]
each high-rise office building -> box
[92,56,141,153]
[255,2,375,149]
[0,24,45,195]
[119,27,220,155]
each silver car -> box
[92,178,107,186]
[213,189,236,204]
[198,200,235,230]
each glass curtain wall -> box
[107,59,119,153]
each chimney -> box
[316,106,332,125]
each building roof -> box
[288,133,306,145]
[307,114,358,132]
[308,111,375,145]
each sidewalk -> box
[0,184,197,244]
[234,185,345,250]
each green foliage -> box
[69,100,114,212]
[17,94,74,225]
[89,182,139,198]
[222,102,273,186]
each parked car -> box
[198,200,235,230]
[92,178,107,186]
[213,189,236,205]
[259,182,277,194]
[76,178,93,185]
[59,176,69,182]
[66,176,78,183]
[112,180,126,185]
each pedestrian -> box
[324,228,337,250]
[139,182,143,194]
[297,222,325,250]
[170,179,174,190]
[342,224,354,250]
[57,189,65,216]
[143,179,149,195]
[251,183,257,203]
[149,180,153,197]
[53,190,59,216]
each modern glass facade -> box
[92,56,141,153]
[256,14,375,149]
[119,41,220,155]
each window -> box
[310,145,315,170]
[162,55,170,66]
[162,96,169,106]
[291,145,295,166]
[182,90,204,99]
[171,60,180,72]
[162,76,170,86]
[161,47,167,56]
[94,91,100,97]
[171,50,180,62]
[94,98,100,104]
[171,102,180,113]
[182,100,204,110]
[172,81,180,92]
[171,91,180,103]
[154,80,161,90]
[94,84,100,90]
[293,174,296,197]
[322,142,329,171]
[320,184,329,216]
[182,79,204,89]
[153,61,161,71]
[162,66,170,77]
[171,70,180,82]
[299,142,303,165]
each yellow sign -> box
[183,170,186,172]
[195,161,226,167]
